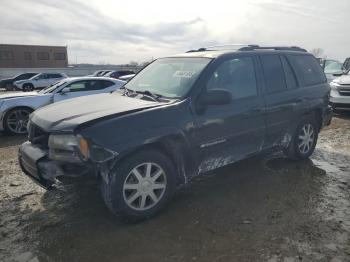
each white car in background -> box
[330,71,350,112]
[0,77,125,134]
[14,73,67,91]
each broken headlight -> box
[48,134,80,162]
[48,134,117,163]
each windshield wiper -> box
[120,86,135,96]
[135,90,163,101]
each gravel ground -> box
[0,96,349,261]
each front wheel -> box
[4,107,32,135]
[284,116,319,160]
[101,149,176,222]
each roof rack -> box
[186,44,257,53]
[238,45,307,52]
[186,44,307,53]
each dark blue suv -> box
[19,45,332,221]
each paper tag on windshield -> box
[173,71,195,78]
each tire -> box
[284,116,319,160]
[23,83,34,92]
[3,107,32,135]
[101,149,176,223]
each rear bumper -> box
[18,141,92,189]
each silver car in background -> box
[0,77,125,134]
[14,72,68,91]
[330,71,350,111]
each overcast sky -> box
[0,0,349,64]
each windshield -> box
[38,80,67,94]
[324,61,343,74]
[124,57,211,98]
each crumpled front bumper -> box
[18,141,93,189]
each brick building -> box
[0,44,68,68]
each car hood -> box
[31,92,163,132]
[0,77,14,83]
[0,91,39,100]
[334,74,350,85]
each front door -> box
[35,74,49,88]
[193,55,266,173]
[53,80,112,102]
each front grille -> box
[28,122,49,149]
[339,90,350,96]
[338,84,350,96]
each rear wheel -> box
[101,149,176,222]
[284,116,318,160]
[23,84,34,92]
[4,107,32,135]
[5,83,14,91]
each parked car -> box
[92,70,105,77]
[323,60,344,82]
[18,45,332,222]
[99,70,112,76]
[329,70,350,111]
[0,77,125,135]
[0,73,38,91]
[14,73,68,91]
[322,58,350,82]
[119,74,135,82]
[105,70,135,79]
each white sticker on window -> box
[173,71,195,78]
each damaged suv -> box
[19,45,332,221]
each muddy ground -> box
[0,110,349,261]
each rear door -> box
[259,54,306,147]
[194,55,266,173]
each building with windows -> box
[0,44,68,68]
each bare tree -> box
[310,48,325,58]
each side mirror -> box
[34,77,39,80]
[61,87,70,94]
[198,89,232,106]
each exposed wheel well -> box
[115,139,188,185]
[301,109,322,131]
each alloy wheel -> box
[6,109,31,134]
[123,162,167,211]
[298,123,315,154]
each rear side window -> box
[281,56,298,89]
[100,80,115,88]
[88,80,111,90]
[289,55,326,86]
[260,55,286,93]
